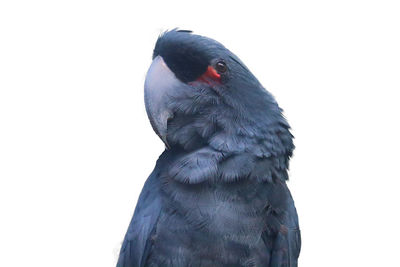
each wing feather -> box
[116,171,161,267]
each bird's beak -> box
[144,56,180,149]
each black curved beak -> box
[144,56,180,148]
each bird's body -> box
[117,30,300,267]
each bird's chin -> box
[144,56,182,148]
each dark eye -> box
[215,61,227,74]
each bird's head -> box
[145,29,292,158]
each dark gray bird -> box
[117,29,300,267]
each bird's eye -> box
[215,61,227,74]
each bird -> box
[117,29,301,267]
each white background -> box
[1,1,399,266]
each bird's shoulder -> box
[262,180,301,267]
[116,168,162,267]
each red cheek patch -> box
[195,66,221,84]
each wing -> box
[116,170,162,267]
[262,181,301,267]
[266,226,301,267]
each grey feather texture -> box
[117,29,300,267]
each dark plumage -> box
[117,29,300,267]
